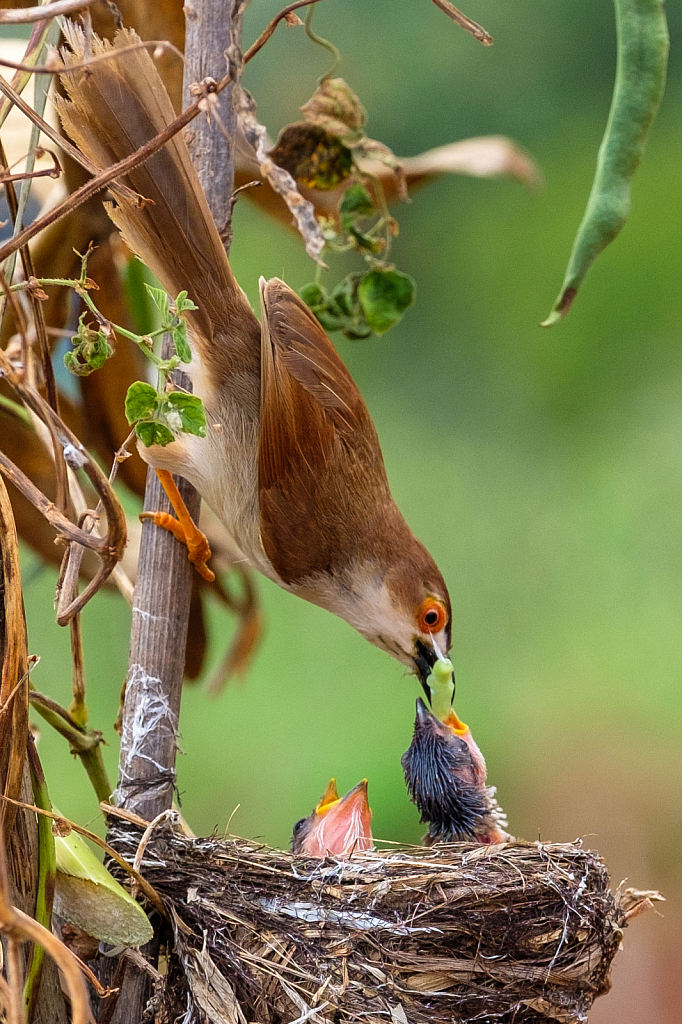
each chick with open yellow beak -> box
[402,657,512,845]
[291,779,374,858]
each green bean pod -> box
[542,0,669,327]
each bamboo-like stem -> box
[107,1,245,1018]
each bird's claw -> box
[140,471,216,582]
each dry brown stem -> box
[244,0,325,64]
[0,0,324,268]
[430,0,493,45]
[0,477,30,841]
[0,0,97,25]
[0,349,127,623]
[0,74,141,204]
[0,38,183,75]
[0,137,58,419]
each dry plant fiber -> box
[107,820,656,1024]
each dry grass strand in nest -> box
[106,820,658,1024]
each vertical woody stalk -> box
[115,0,244,823]
[109,1,244,1019]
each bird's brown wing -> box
[56,25,256,371]
[258,278,390,584]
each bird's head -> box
[401,698,490,842]
[321,548,451,694]
[291,778,374,858]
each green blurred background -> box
[9,1,682,1020]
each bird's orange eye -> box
[417,599,447,634]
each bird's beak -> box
[444,707,469,736]
[413,639,439,701]
[306,779,373,857]
[316,778,339,812]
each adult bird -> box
[55,25,451,689]
[291,779,374,857]
[402,698,511,845]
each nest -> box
[108,821,648,1024]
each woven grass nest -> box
[108,820,657,1024]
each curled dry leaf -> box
[269,123,353,191]
[235,85,325,263]
[300,77,406,198]
[300,77,367,140]
[364,136,542,190]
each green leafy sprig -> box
[10,250,206,448]
[300,184,415,340]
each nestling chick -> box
[402,698,511,845]
[291,779,374,857]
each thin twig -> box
[0,137,59,422]
[243,0,324,64]
[0,152,61,186]
[0,349,127,623]
[28,691,112,803]
[429,0,493,45]
[0,0,323,268]
[0,38,184,76]
[0,74,141,206]
[0,0,97,25]
[0,266,29,374]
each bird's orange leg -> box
[140,470,215,582]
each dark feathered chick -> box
[291,779,374,857]
[402,699,511,845]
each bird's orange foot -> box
[140,470,215,582]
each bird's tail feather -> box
[56,24,252,355]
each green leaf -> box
[339,184,374,229]
[357,269,415,334]
[64,314,114,376]
[342,319,372,340]
[172,317,192,363]
[125,382,159,423]
[135,421,175,447]
[54,827,153,948]
[144,283,170,321]
[174,290,198,313]
[63,349,94,377]
[85,331,113,371]
[299,282,328,310]
[349,226,382,254]
[156,355,181,373]
[165,392,207,437]
[315,307,346,332]
[331,274,361,318]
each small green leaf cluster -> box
[338,184,382,254]
[300,185,415,339]
[124,382,207,448]
[54,251,206,450]
[122,287,206,447]
[301,268,415,339]
[144,285,197,366]
[63,312,113,376]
